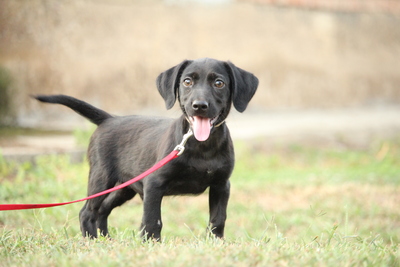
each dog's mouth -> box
[188,114,220,142]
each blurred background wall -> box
[0,0,399,128]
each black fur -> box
[34,58,258,240]
[34,94,112,125]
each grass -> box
[0,138,399,266]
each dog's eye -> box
[214,80,225,89]
[183,78,193,87]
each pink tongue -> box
[192,116,211,141]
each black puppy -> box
[35,58,258,240]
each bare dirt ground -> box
[1,106,399,162]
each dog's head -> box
[157,58,258,141]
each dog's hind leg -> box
[79,197,107,238]
[79,170,118,238]
[97,187,137,237]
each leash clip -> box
[174,129,193,156]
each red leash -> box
[0,129,193,211]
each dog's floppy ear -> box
[224,62,259,113]
[156,60,192,110]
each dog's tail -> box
[33,94,113,126]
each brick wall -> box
[247,0,400,14]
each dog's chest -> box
[164,157,232,196]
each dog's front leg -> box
[208,180,231,238]
[140,183,165,241]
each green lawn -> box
[0,138,399,266]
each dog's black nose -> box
[192,100,209,111]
